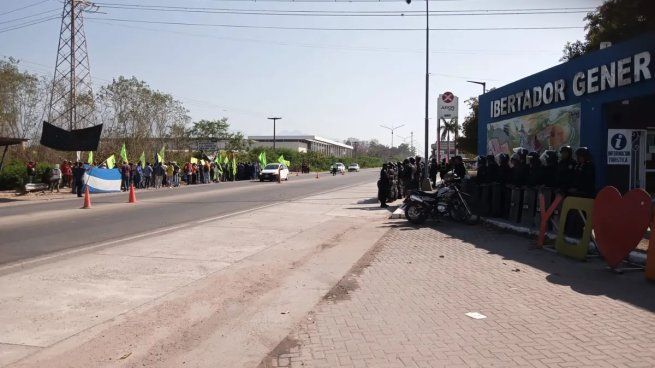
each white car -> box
[348,163,360,172]
[331,163,346,174]
[259,163,289,181]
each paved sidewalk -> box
[262,221,655,368]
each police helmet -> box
[540,150,558,166]
[575,147,591,162]
[476,155,487,166]
[497,153,509,165]
[559,145,572,160]
[527,151,540,166]
[486,154,497,164]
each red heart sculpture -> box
[593,186,651,268]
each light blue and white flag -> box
[83,167,121,193]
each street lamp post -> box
[267,117,281,152]
[467,80,487,94]
[380,124,405,148]
[406,0,431,189]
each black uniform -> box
[378,165,390,207]
[556,158,576,193]
[571,161,596,197]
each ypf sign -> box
[438,91,458,120]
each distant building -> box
[249,135,353,158]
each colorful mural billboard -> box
[486,103,581,155]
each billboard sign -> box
[437,91,458,120]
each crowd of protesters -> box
[30,158,264,197]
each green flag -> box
[87,151,94,165]
[277,154,290,167]
[222,153,229,164]
[156,153,163,164]
[106,154,116,169]
[190,157,198,164]
[258,151,267,167]
[158,145,166,162]
[232,156,237,177]
[120,143,128,163]
[139,151,146,167]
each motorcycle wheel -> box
[450,198,479,225]
[405,203,428,225]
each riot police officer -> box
[486,154,499,183]
[378,163,390,208]
[571,147,596,197]
[556,146,576,193]
[540,150,558,188]
[475,156,487,183]
[497,153,511,186]
[527,151,546,187]
[510,151,529,187]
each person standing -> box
[49,164,62,192]
[72,162,86,197]
[377,163,390,208]
[120,161,130,191]
[26,161,37,183]
[143,162,153,188]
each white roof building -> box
[248,135,353,158]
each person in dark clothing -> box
[475,156,487,183]
[451,156,468,179]
[526,152,546,187]
[72,162,86,197]
[540,150,558,188]
[429,158,438,187]
[438,158,449,182]
[486,154,499,183]
[570,147,596,197]
[497,153,512,186]
[510,152,529,186]
[556,145,576,193]
[413,156,423,188]
[378,163,390,208]
[403,158,417,196]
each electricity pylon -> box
[48,0,98,130]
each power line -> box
[87,19,558,58]
[0,8,60,26]
[86,17,583,31]
[92,3,594,17]
[0,0,51,17]
[0,15,59,34]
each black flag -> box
[40,121,103,152]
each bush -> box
[0,160,53,190]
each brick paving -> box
[261,220,655,368]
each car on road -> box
[347,163,360,172]
[259,163,289,181]
[331,163,346,174]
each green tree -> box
[0,58,46,140]
[188,118,230,138]
[561,0,655,61]
[456,97,478,155]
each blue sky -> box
[0,0,601,153]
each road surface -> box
[0,169,378,266]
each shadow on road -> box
[430,221,655,313]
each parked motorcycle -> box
[403,175,477,225]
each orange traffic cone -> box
[81,186,91,209]
[128,184,137,203]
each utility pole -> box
[405,0,431,189]
[49,0,98,130]
[380,124,405,148]
[267,117,281,152]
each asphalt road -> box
[0,169,379,266]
